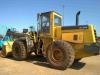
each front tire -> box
[12,41,27,60]
[47,40,75,70]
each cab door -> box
[51,12,62,40]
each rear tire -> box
[47,40,75,70]
[12,41,27,60]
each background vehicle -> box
[0,29,13,57]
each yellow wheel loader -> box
[12,11,100,70]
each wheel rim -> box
[52,48,64,62]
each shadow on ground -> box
[27,55,86,70]
[70,61,85,70]
[26,55,53,69]
[6,55,86,70]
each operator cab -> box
[37,11,62,40]
[37,12,50,34]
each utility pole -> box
[62,4,65,26]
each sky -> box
[0,0,100,36]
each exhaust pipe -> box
[76,11,80,26]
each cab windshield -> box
[38,13,50,33]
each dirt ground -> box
[0,55,100,75]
